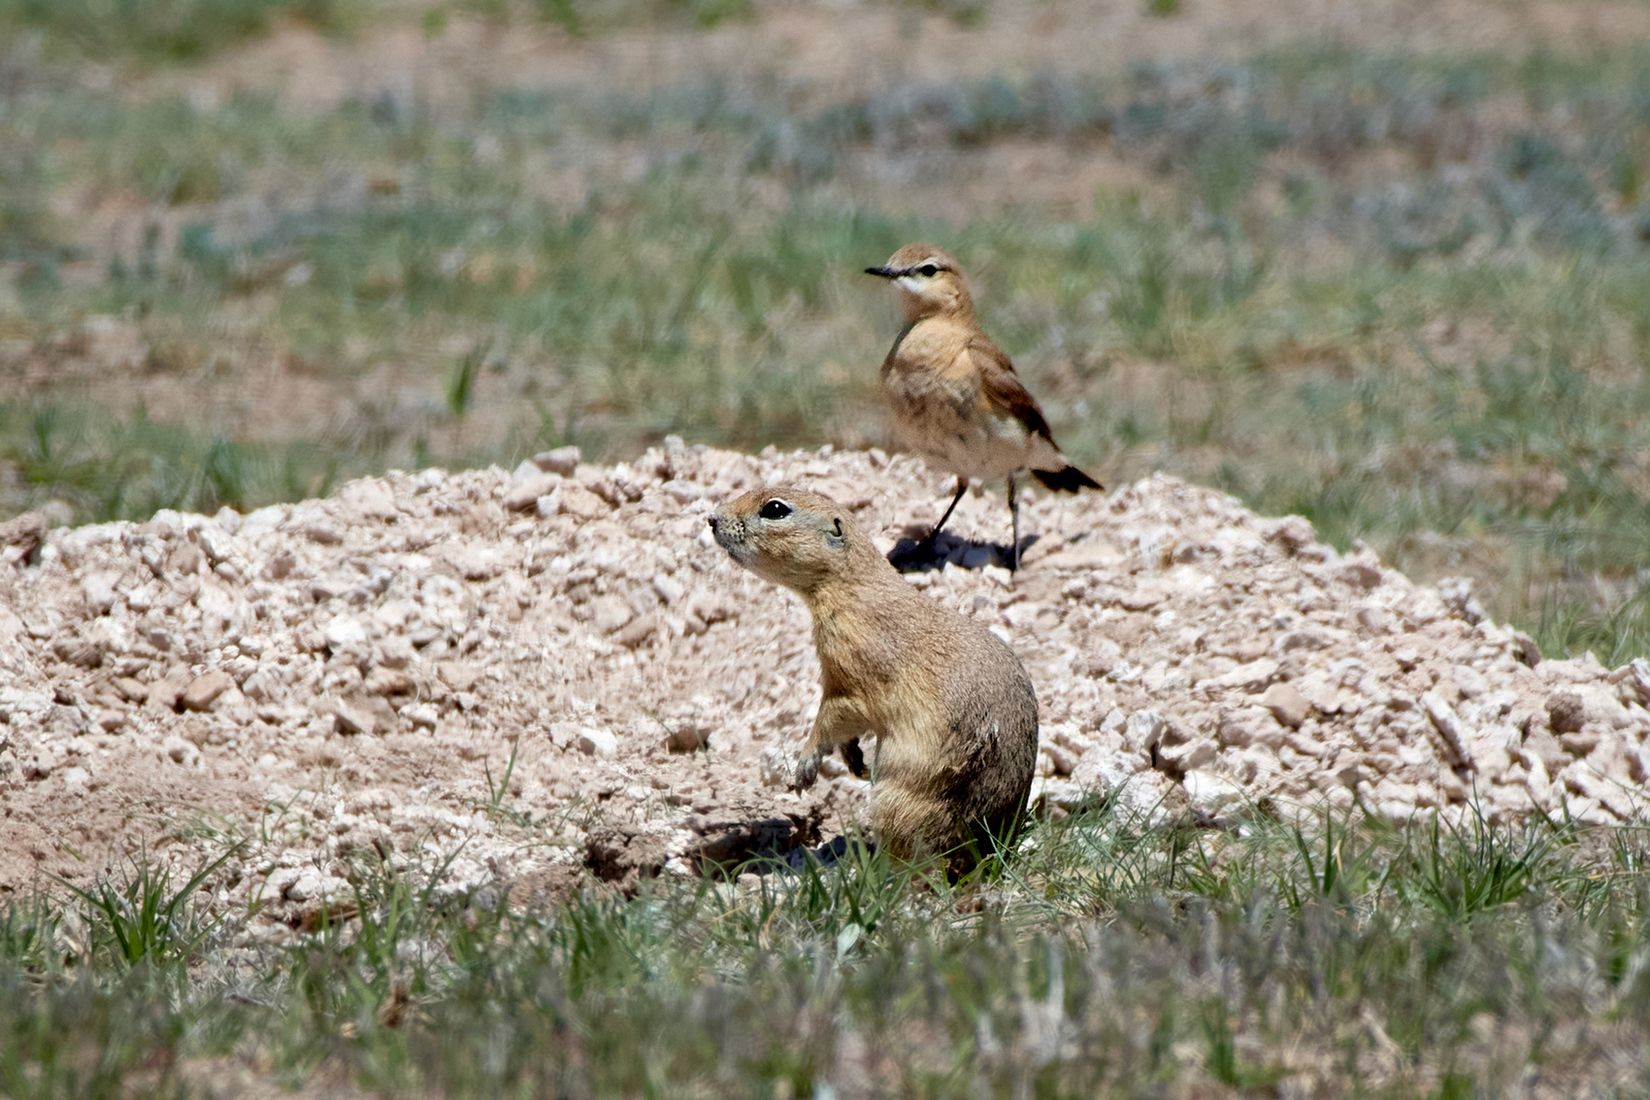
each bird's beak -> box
[864,265,899,279]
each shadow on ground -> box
[887,529,1038,573]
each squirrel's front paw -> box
[793,750,820,790]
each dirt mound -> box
[3,442,1649,919]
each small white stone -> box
[238,504,287,539]
[505,473,562,511]
[1001,602,1043,629]
[578,727,618,755]
[1039,778,1087,812]
[1218,706,1286,749]
[1159,737,1217,772]
[652,574,686,605]
[1453,664,1489,699]
[264,868,302,900]
[758,745,797,788]
[662,480,705,503]
[284,869,324,902]
[1202,657,1279,694]
[401,703,439,730]
[324,614,369,649]
[534,447,582,476]
[1183,770,1244,816]
[591,597,634,634]
[1123,710,1167,754]
[1421,691,1470,765]
[162,736,200,768]
[81,572,121,616]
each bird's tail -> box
[1032,465,1103,493]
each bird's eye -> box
[918,264,939,277]
[759,499,793,521]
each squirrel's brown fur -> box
[708,486,1039,872]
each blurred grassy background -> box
[2,0,1649,658]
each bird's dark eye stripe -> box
[759,499,793,520]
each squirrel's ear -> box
[832,517,843,537]
[826,516,846,550]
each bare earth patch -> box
[3,443,1649,924]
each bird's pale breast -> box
[881,324,1060,481]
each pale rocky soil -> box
[3,444,1650,925]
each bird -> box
[865,242,1101,570]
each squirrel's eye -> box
[918,264,938,277]
[759,499,793,521]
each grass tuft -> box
[60,844,240,972]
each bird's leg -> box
[928,477,969,544]
[1008,472,1020,571]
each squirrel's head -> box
[708,486,865,596]
[865,242,973,321]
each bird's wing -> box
[965,335,1057,446]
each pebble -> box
[505,473,562,511]
[181,670,236,712]
[578,727,619,755]
[162,736,201,767]
[324,615,369,648]
[534,447,582,476]
[556,485,610,520]
[1260,682,1311,728]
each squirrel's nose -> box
[706,515,719,531]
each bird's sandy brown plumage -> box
[866,243,1101,567]
[707,486,1039,873]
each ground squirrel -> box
[708,486,1039,873]
[866,243,1102,569]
